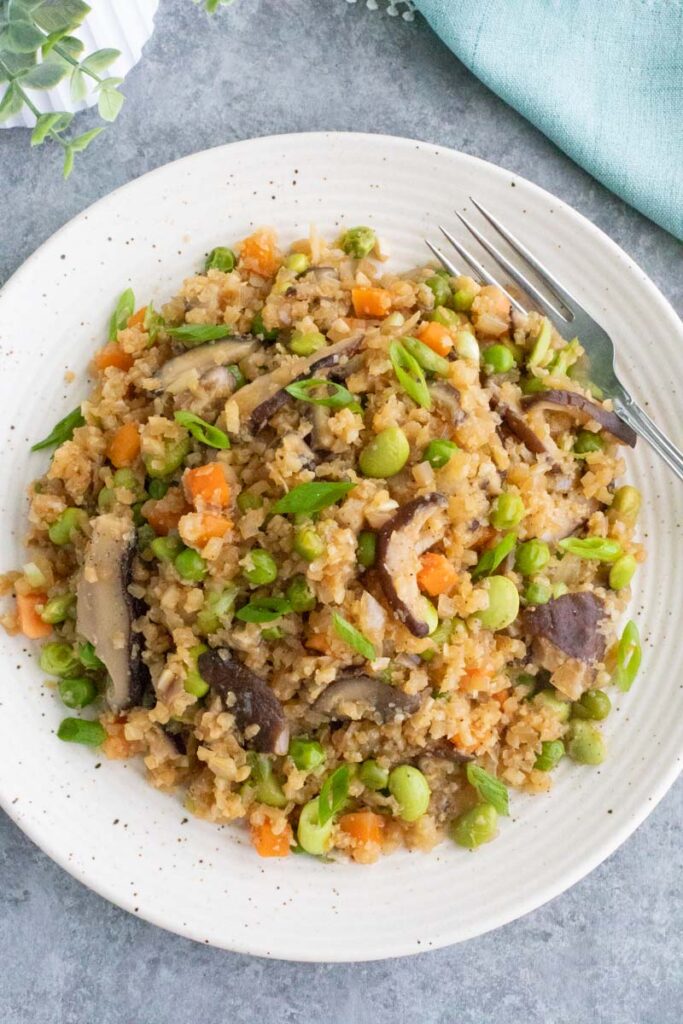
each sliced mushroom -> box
[76,514,150,712]
[197,649,289,754]
[431,382,464,425]
[522,390,637,447]
[489,395,547,454]
[522,591,606,663]
[153,338,257,395]
[229,336,363,432]
[376,493,448,637]
[313,675,420,723]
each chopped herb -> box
[318,765,350,826]
[472,532,517,580]
[108,288,135,341]
[332,612,376,661]
[272,480,355,516]
[389,340,432,409]
[235,596,293,623]
[165,323,232,347]
[31,407,85,451]
[466,763,510,816]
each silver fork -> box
[426,198,683,481]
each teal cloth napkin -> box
[415,0,683,240]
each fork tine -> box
[455,212,569,324]
[468,197,579,316]
[438,225,526,314]
[424,239,460,277]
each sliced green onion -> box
[284,378,361,412]
[612,620,642,692]
[235,596,293,623]
[31,407,85,452]
[143,302,163,344]
[558,537,622,562]
[400,335,450,377]
[57,717,106,746]
[317,765,350,826]
[389,340,432,409]
[465,763,510,816]
[332,612,376,661]
[472,532,517,580]
[174,410,230,449]
[165,323,232,347]
[108,288,135,341]
[272,480,355,516]
[527,317,552,369]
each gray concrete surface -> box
[1,1,681,1021]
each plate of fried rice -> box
[0,133,681,961]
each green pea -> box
[289,737,326,771]
[452,285,476,311]
[359,426,410,478]
[359,759,389,791]
[566,720,606,765]
[425,274,451,307]
[490,492,525,530]
[39,642,79,678]
[340,226,376,259]
[429,306,460,329]
[289,330,326,356]
[524,580,551,605]
[454,330,479,361]
[205,246,236,272]
[574,430,604,454]
[57,717,106,746]
[483,344,515,374]
[534,739,565,772]
[78,642,104,672]
[251,311,279,342]
[58,677,98,709]
[533,689,571,722]
[48,508,88,546]
[297,797,335,855]
[388,765,431,822]
[356,531,377,569]
[97,487,115,512]
[286,574,316,613]
[609,554,637,590]
[40,592,75,624]
[515,540,550,576]
[450,803,498,849]
[174,548,207,582]
[144,435,191,479]
[196,586,237,635]
[147,478,169,500]
[424,438,458,470]
[294,526,325,562]
[112,468,143,495]
[237,490,264,513]
[150,535,184,563]
[573,689,611,721]
[183,643,209,698]
[609,485,641,524]
[520,375,546,395]
[476,576,519,631]
[243,548,278,586]
[284,253,310,274]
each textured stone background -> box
[1,2,681,1021]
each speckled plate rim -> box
[0,132,681,962]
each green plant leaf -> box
[6,18,45,53]
[97,85,122,122]
[69,125,102,151]
[62,143,74,179]
[41,26,69,55]
[20,58,68,88]
[69,65,86,100]
[80,47,119,74]
[0,83,23,123]
[53,33,83,58]
[30,109,72,144]
[33,0,90,35]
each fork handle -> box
[614,393,683,482]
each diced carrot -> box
[94,343,134,373]
[183,462,230,509]
[493,688,510,705]
[16,592,52,639]
[143,487,190,535]
[351,286,392,319]
[417,551,458,596]
[460,667,492,693]
[127,306,147,328]
[102,732,133,760]
[306,633,331,655]
[339,811,384,846]
[239,229,281,278]
[417,321,453,357]
[178,512,231,550]
[250,818,292,858]
[107,422,140,468]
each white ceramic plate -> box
[0,133,681,962]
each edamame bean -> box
[356,530,377,569]
[515,540,550,576]
[358,426,410,478]
[112,468,143,495]
[48,508,88,546]
[57,717,106,746]
[205,247,236,272]
[483,344,514,374]
[58,677,98,709]
[289,737,326,771]
[144,435,191,479]
[609,554,637,590]
[174,548,207,582]
[450,803,498,848]
[359,759,389,791]
[388,765,431,822]
[475,576,519,631]
[39,642,79,678]
[533,688,571,722]
[524,580,551,605]
[297,797,335,855]
[534,739,565,771]
[572,689,611,721]
[243,548,278,586]
[289,330,326,356]
[340,227,377,258]
[294,526,324,562]
[284,253,311,275]
[566,720,606,765]
[40,592,75,624]
[424,438,458,469]
[183,643,209,698]
[425,274,451,307]
[490,492,525,530]
[574,430,604,454]
[286,574,316,612]
[610,485,641,524]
